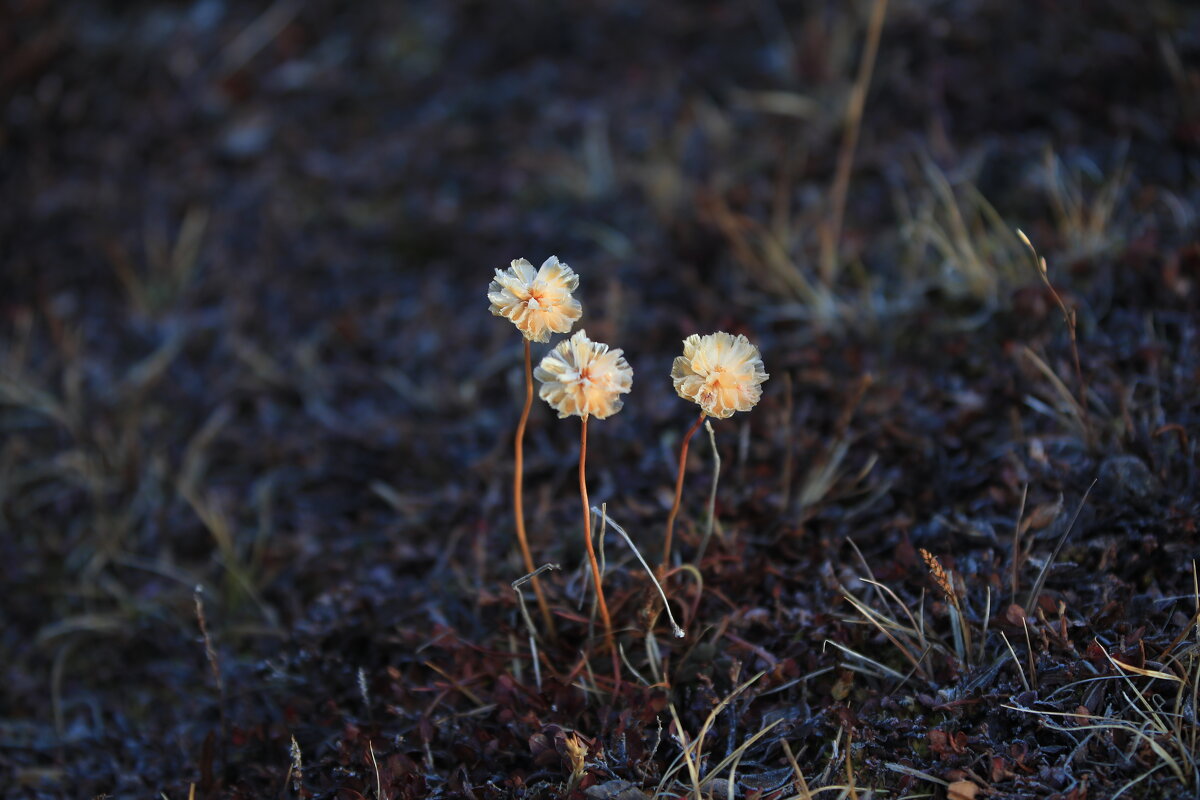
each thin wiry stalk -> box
[662,411,707,575]
[512,563,561,691]
[658,670,770,799]
[1025,480,1096,612]
[513,339,556,637]
[694,420,722,565]
[592,505,684,638]
[1017,228,1092,445]
[578,417,617,687]
[840,588,932,680]
[824,639,906,681]
[781,740,813,800]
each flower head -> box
[535,329,633,420]
[671,332,768,418]
[488,256,582,343]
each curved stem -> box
[580,417,615,666]
[515,339,555,637]
[661,411,707,575]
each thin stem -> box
[579,418,616,677]
[661,411,707,574]
[514,339,555,637]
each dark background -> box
[2,1,1199,798]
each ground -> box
[2,1,1200,798]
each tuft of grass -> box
[660,670,782,800]
[1002,564,1200,797]
[895,158,1028,304]
[108,206,209,318]
[1040,147,1130,263]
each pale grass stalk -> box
[820,0,890,284]
[1017,228,1091,443]
[617,642,651,686]
[837,592,927,679]
[694,420,722,565]
[782,740,813,800]
[824,639,906,681]
[658,670,771,799]
[512,562,561,691]
[1025,480,1096,613]
[368,740,382,800]
[844,724,858,800]
[860,579,928,653]
[1022,618,1038,691]
[592,505,685,638]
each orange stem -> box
[579,417,617,679]
[514,339,555,637]
[661,411,707,574]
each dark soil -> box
[2,1,1200,798]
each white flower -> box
[488,256,582,342]
[671,332,768,418]
[535,330,633,420]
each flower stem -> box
[515,339,555,638]
[661,411,707,575]
[580,417,616,674]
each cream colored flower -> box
[671,332,768,418]
[535,330,633,420]
[488,256,582,343]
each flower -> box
[535,330,633,419]
[671,332,769,418]
[488,256,582,343]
